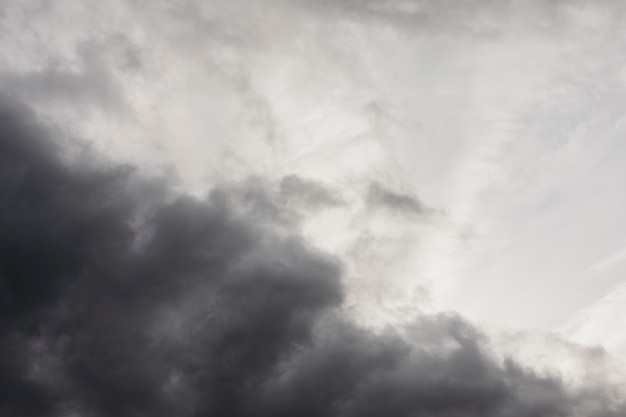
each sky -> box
[2,0,626,416]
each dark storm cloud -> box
[0,98,623,417]
[367,182,427,215]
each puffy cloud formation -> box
[0,99,623,417]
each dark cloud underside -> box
[0,100,622,417]
[367,182,427,215]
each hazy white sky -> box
[2,0,626,365]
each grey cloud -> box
[367,182,427,215]
[280,175,343,209]
[0,39,131,113]
[0,98,623,416]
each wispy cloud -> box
[590,245,626,272]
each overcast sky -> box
[2,0,626,415]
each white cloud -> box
[560,282,626,368]
[2,0,626,352]
[590,245,626,272]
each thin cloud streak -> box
[590,245,626,272]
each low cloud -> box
[280,175,344,209]
[0,99,623,416]
[367,182,428,215]
[0,39,130,114]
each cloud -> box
[561,281,626,361]
[590,245,626,272]
[0,98,624,417]
[299,0,621,37]
[280,175,344,209]
[0,40,127,113]
[366,182,427,215]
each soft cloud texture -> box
[2,0,626,411]
[1,97,625,417]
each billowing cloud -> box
[0,99,624,417]
[3,0,626,414]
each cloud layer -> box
[6,0,626,331]
[0,100,624,417]
[3,1,626,414]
